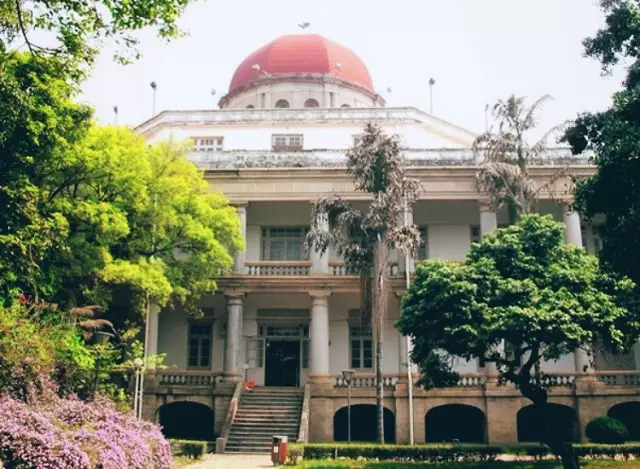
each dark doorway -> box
[265,339,300,387]
[333,404,396,443]
[609,402,640,440]
[517,403,579,443]
[158,401,215,441]
[425,404,486,443]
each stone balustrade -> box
[157,370,223,386]
[333,375,399,388]
[456,374,486,387]
[596,371,640,386]
[245,261,311,276]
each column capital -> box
[232,201,249,210]
[224,290,246,302]
[309,290,331,302]
[477,197,494,213]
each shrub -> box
[170,439,207,459]
[287,443,303,465]
[586,416,628,444]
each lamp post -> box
[342,369,355,443]
[133,357,144,419]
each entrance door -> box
[265,340,300,387]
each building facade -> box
[136,34,640,450]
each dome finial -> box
[298,22,311,30]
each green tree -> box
[0,0,195,64]
[306,123,421,443]
[397,214,640,469]
[42,126,244,314]
[474,95,565,221]
[564,0,640,285]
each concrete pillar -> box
[224,293,243,380]
[398,206,414,275]
[146,304,160,369]
[563,203,592,375]
[479,200,498,236]
[233,204,247,274]
[310,205,329,274]
[309,291,331,382]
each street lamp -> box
[342,369,356,443]
[133,357,144,419]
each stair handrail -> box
[215,381,244,454]
[297,383,311,443]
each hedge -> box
[586,417,629,444]
[169,439,207,459]
[294,442,640,462]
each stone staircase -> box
[225,387,303,453]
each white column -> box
[398,206,415,274]
[563,203,592,375]
[309,291,331,379]
[233,205,247,274]
[146,304,160,369]
[224,294,243,378]
[479,200,498,236]
[310,204,329,274]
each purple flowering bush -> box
[0,394,173,469]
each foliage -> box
[0,393,172,469]
[295,443,640,463]
[169,439,207,459]
[564,0,640,286]
[0,0,195,65]
[585,417,628,444]
[397,214,640,468]
[474,95,566,219]
[306,123,421,443]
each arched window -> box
[304,99,319,108]
[425,404,486,443]
[609,402,640,440]
[517,404,579,443]
[334,404,395,443]
[341,104,351,108]
[246,105,255,109]
[157,401,215,441]
[275,100,290,109]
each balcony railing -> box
[246,261,311,276]
[272,144,303,152]
[329,261,399,277]
[157,370,223,386]
[595,371,640,386]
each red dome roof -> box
[229,34,374,94]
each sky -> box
[80,0,626,135]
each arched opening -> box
[341,104,351,108]
[425,404,486,443]
[275,100,290,109]
[608,402,640,440]
[304,99,319,108]
[333,404,395,443]
[246,104,255,109]
[517,404,579,443]
[158,401,215,441]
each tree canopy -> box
[397,214,640,468]
[564,0,640,285]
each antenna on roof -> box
[298,22,311,30]
[484,104,490,132]
[113,105,119,125]
[428,78,436,115]
[150,81,158,117]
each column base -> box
[221,371,243,383]
[309,373,333,391]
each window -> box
[246,104,255,109]
[188,322,212,369]
[341,104,351,108]
[304,99,319,108]
[417,226,429,260]
[329,92,335,108]
[350,324,373,369]
[271,134,303,151]
[470,225,481,244]
[275,99,290,108]
[261,227,308,261]
[192,137,224,153]
[253,324,309,369]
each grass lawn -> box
[173,456,199,468]
[298,461,640,469]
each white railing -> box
[456,374,485,387]
[596,371,640,386]
[329,261,400,277]
[333,375,399,388]
[157,370,223,386]
[245,261,311,276]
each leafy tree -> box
[306,123,421,443]
[40,126,243,315]
[564,0,640,285]
[0,0,195,64]
[397,214,640,469]
[474,95,566,221]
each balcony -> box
[272,144,303,152]
[246,261,311,276]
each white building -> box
[137,33,640,452]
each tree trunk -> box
[376,332,384,444]
[372,242,389,444]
